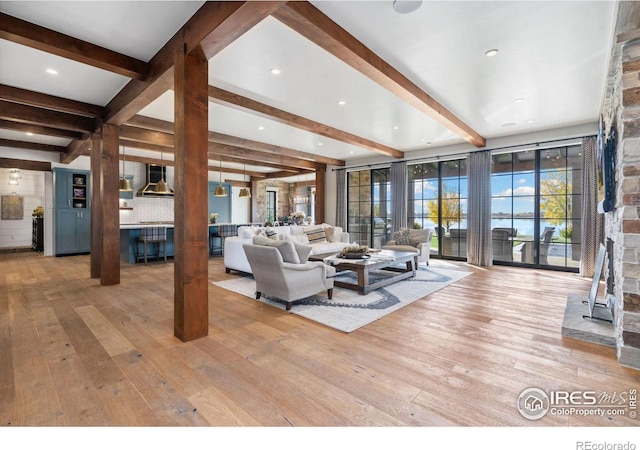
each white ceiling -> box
[0,0,617,177]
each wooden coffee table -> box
[310,249,418,295]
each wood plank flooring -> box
[1,253,639,427]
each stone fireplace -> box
[602,10,640,369]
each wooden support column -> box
[314,165,326,225]
[100,124,120,285]
[90,133,102,279]
[173,45,209,341]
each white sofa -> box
[224,224,351,274]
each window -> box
[408,159,467,259]
[347,168,391,247]
[491,146,582,270]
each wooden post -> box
[173,45,209,341]
[314,164,326,225]
[100,124,120,285]
[90,133,102,279]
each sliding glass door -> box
[491,146,582,270]
[347,168,391,248]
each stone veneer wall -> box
[605,32,640,370]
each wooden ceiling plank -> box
[104,1,281,127]
[0,157,51,172]
[273,1,486,148]
[0,119,82,140]
[263,169,315,179]
[119,125,175,148]
[0,138,66,153]
[0,84,104,117]
[0,100,96,133]
[0,12,148,80]
[209,85,403,158]
[126,114,346,166]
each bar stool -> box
[209,225,222,256]
[137,226,167,264]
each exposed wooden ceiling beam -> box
[0,84,104,117]
[0,12,148,80]
[263,169,315,179]
[0,100,96,133]
[0,157,51,172]
[207,142,320,170]
[272,1,486,148]
[0,119,83,140]
[104,2,283,127]
[126,114,345,166]
[208,85,402,159]
[122,153,267,178]
[61,135,92,164]
[0,138,66,153]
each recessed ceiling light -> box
[258,126,265,130]
[349,151,354,155]
[318,142,323,146]
[46,68,58,75]
[514,98,524,103]
[485,49,499,57]
[26,132,33,136]
[392,0,423,14]
[502,122,517,127]
[393,126,399,130]
[337,100,347,106]
[270,68,281,75]
[527,119,535,123]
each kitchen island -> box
[119,222,220,264]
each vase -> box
[294,217,303,225]
[210,218,216,224]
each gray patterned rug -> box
[211,260,471,332]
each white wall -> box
[0,169,46,249]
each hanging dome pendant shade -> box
[154,151,172,194]
[119,146,133,192]
[238,163,250,198]
[214,159,227,197]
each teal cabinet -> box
[53,168,91,255]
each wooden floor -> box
[1,253,639,427]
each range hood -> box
[137,164,174,197]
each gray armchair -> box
[383,228,433,266]
[243,243,336,310]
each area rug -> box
[211,260,471,332]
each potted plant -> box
[340,244,370,259]
[32,205,44,217]
[209,212,219,224]
[291,211,305,225]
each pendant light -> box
[119,146,133,192]
[155,151,171,194]
[239,163,251,198]
[214,159,227,197]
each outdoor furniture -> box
[492,227,517,262]
[521,227,555,264]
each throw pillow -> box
[252,237,300,264]
[265,227,279,240]
[305,226,327,244]
[240,226,256,239]
[285,234,310,245]
[268,240,300,264]
[323,225,336,242]
[292,241,313,263]
[392,228,413,246]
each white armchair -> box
[243,243,336,310]
[383,228,433,266]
